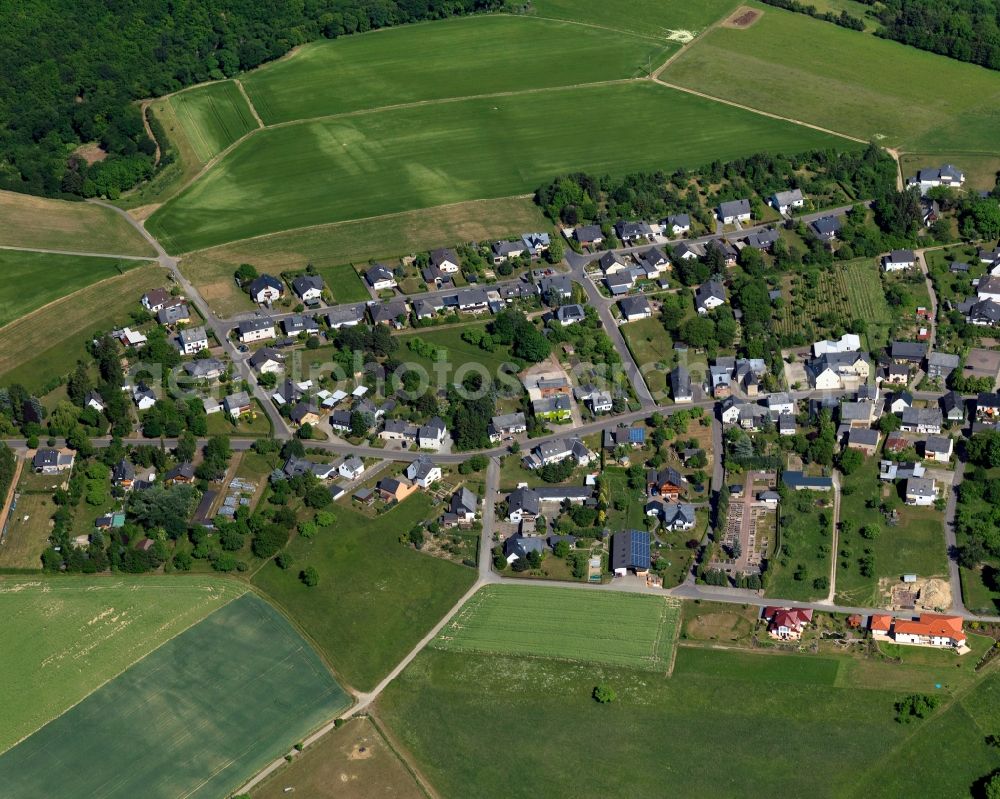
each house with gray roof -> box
[809,215,842,241]
[291,274,325,303]
[882,250,916,272]
[770,189,804,214]
[364,263,397,290]
[695,280,726,314]
[671,365,693,403]
[619,295,652,322]
[901,407,943,434]
[282,314,320,336]
[574,225,604,247]
[326,303,366,329]
[555,304,586,326]
[369,298,409,326]
[718,198,751,223]
[521,232,551,255]
[926,351,961,380]
[665,214,691,235]
[491,239,526,264]
[178,325,208,355]
[489,412,526,442]
[248,274,283,303]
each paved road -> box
[478,457,501,582]
[826,472,842,604]
[944,458,968,614]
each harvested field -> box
[724,6,762,27]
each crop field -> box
[527,0,740,37]
[0,593,348,799]
[243,16,674,124]
[0,190,155,256]
[253,494,475,691]
[0,262,163,391]
[0,250,141,328]
[377,643,955,799]
[662,2,1000,151]
[434,585,679,671]
[0,576,244,754]
[147,81,852,253]
[253,717,424,799]
[166,80,258,162]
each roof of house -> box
[365,263,395,283]
[238,317,275,334]
[671,365,692,397]
[894,613,965,641]
[248,274,283,296]
[772,189,804,205]
[491,412,526,430]
[575,224,603,241]
[619,296,651,317]
[450,487,478,515]
[763,606,814,632]
[905,476,937,497]
[370,298,409,322]
[508,487,541,516]
[407,455,438,481]
[891,340,928,361]
[610,529,650,571]
[848,428,880,447]
[556,304,586,322]
[782,471,833,490]
[292,274,325,295]
[492,239,525,257]
[249,347,284,368]
[902,407,942,427]
[430,247,460,267]
[666,213,691,227]
[886,249,916,263]
[719,198,751,217]
[925,435,952,455]
[810,215,842,236]
[695,280,726,308]
[326,303,367,326]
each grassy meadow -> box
[663,2,1000,151]
[435,585,679,670]
[243,15,674,124]
[252,494,475,691]
[0,262,163,391]
[0,593,348,799]
[147,81,852,253]
[396,325,516,383]
[0,251,142,328]
[166,79,258,162]
[0,190,154,256]
[527,0,739,36]
[378,642,997,799]
[766,489,833,601]
[0,576,244,754]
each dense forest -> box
[0,0,501,199]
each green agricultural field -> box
[0,576,244,754]
[766,489,833,602]
[435,585,679,671]
[378,644,939,799]
[663,2,1000,151]
[0,250,141,328]
[243,16,674,124]
[253,494,475,691]
[527,0,739,37]
[0,593,348,799]
[147,81,852,253]
[177,197,545,316]
[0,190,155,256]
[0,262,163,391]
[167,79,258,162]
[396,325,516,386]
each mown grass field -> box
[253,494,475,691]
[0,593,348,799]
[0,190,154,256]
[663,2,1000,151]
[378,642,988,799]
[0,262,163,391]
[527,0,739,36]
[766,489,833,602]
[243,15,674,124]
[0,576,244,754]
[147,81,852,253]
[167,79,258,162]
[396,325,516,386]
[178,197,545,316]
[435,585,679,671]
[0,250,141,328]
[0,470,63,569]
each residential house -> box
[647,467,685,500]
[290,402,321,426]
[707,238,738,267]
[901,407,943,434]
[662,503,696,531]
[924,435,953,463]
[619,295,652,322]
[455,287,491,314]
[112,459,136,489]
[770,189,805,214]
[524,437,592,470]
[291,274,325,303]
[977,392,1000,422]
[223,391,252,418]
[248,274,283,304]
[940,391,965,422]
[329,410,352,433]
[604,426,646,450]
[157,300,190,325]
[809,215,842,242]
[673,241,705,261]
[32,448,74,474]
[539,275,573,304]
[665,214,691,235]
[506,487,541,522]
[671,365,693,403]
[249,347,285,374]
[767,392,796,417]
[377,476,417,504]
[636,247,669,278]
[406,455,442,488]
[445,487,478,527]
[178,326,208,355]
[326,303,367,329]
[882,249,916,272]
[364,263,397,291]
[889,391,913,415]
[778,413,796,436]
[141,288,172,313]
[427,248,459,274]
[237,317,276,343]
[891,340,928,365]
[492,239,526,264]
[870,613,966,650]
[782,471,833,491]
[502,532,546,564]
[967,299,1000,327]
[282,314,320,336]
[610,529,650,576]
[978,276,1000,303]
[116,327,147,349]
[847,428,880,456]
[762,607,814,641]
[369,298,409,326]
[905,476,938,506]
[133,384,156,410]
[605,270,634,296]
[907,164,965,193]
[598,250,629,275]
[555,304,586,326]
[806,351,871,390]
[615,220,654,244]
[532,395,572,421]
[695,280,726,314]
[574,385,613,414]
[339,457,365,480]
[718,198,752,224]
[418,416,448,450]
[165,462,195,485]
[380,419,419,443]
[574,225,604,248]
[488,412,527,442]
[926,351,961,381]
[880,459,925,481]
[521,232,551,257]
[812,333,861,357]
[184,359,224,382]
[950,261,971,274]
[412,296,443,320]
[85,390,105,413]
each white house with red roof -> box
[762,606,814,641]
[869,613,967,652]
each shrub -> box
[593,684,616,704]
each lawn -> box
[147,81,852,253]
[0,470,64,569]
[900,152,1000,193]
[252,494,475,691]
[620,316,674,399]
[0,593,348,799]
[252,717,424,799]
[205,399,273,436]
[377,644,923,799]
[242,15,674,124]
[835,459,949,607]
[0,575,244,754]
[434,584,679,671]
[0,250,142,328]
[527,0,740,36]
[662,1,1000,151]
[0,189,155,256]
[177,197,546,316]
[600,467,650,531]
[166,79,258,162]
[0,263,164,391]
[766,489,833,602]
[396,324,515,387]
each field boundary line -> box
[0,455,24,543]
[234,78,265,129]
[368,712,441,799]
[651,76,868,144]
[0,244,151,261]
[177,193,536,256]
[0,262,159,341]
[0,581,246,756]
[512,11,678,42]
[648,1,742,79]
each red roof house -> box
[762,606,814,640]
